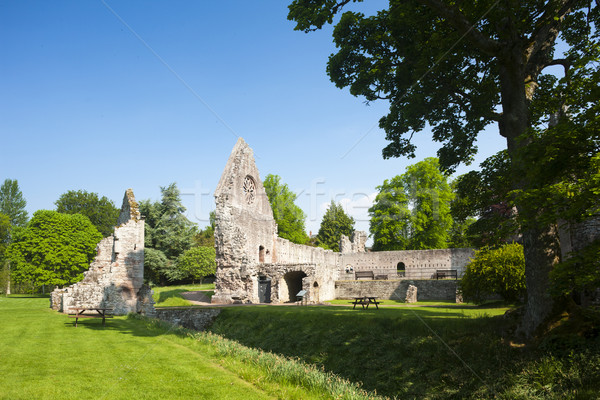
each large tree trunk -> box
[518,224,561,335]
[499,60,561,337]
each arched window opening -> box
[397,262,406,277]
[259,245,265,263]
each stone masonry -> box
[50,189,154,316]
[212,138,475,305]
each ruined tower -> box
[50,189,154,315]
[212,138,278,303]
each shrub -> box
[460,243,525,303]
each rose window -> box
[243,176,256,204]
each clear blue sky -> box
[0,1,506,238]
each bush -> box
[460,243,525,303]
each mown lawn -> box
[152,283,214,307]
[210,304,600,399]
[0,295,378,400]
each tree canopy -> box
[316,200,355,252]
[6,210,102,291]
[55,190,120,237]
[176,246,216,284]
[140,183,198,284]
[263,174,309,244]
[0,179,28,227]
[288,0,600,335]
[369,157,453,250]
[140,183,197,260]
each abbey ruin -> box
[50,189,154,315]
[212,138,474,304]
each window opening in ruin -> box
[283,271,307,303]
[243,175,256,204]
[259,245,265,263]
[397,262,406,277]
[313,281,319,287]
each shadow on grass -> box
[62,314,181,338]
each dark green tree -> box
[451,151,519,248]
[176,246,216,284]
[195,211,216,248]
[6,210,102,292]
[0,213,10,261]
[263,174,309,244]
[55,190,120,237]
[0,179,28,227]
[369,158,453,250]
[143,247,169,286]
[316,200,355,252]
[460,243,526,304]
[140,183,198,284]
[288,0,599,335]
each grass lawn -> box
[152,283,214,307]
[210,304,600,399]
[0,295,376,400]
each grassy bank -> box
[209,304,600,399]
[152,283,214,307]
[0,295,379,400]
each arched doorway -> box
[282,271,307,303]
[397,262,406,277]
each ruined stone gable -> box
[212,138,476,305]
[50,189,154,316]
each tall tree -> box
[55,190,120,237]
[140,183,198,283]
[369,158,453,250]
[316,200,355,252]
[0,179,28,227]
[195,211,216,248]
[0,213,10,261]
[6,210,102,292]
[288,0,599,335]
[263,174,309,244]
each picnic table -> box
[68,308,113,327]
[350,296,381,310]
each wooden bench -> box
[355,271,374,280]
[68,308,113,327]
[375,274,388,280]
[434,270,458,280]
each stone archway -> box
[281,271,307,303]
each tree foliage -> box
[0,213,10,261]
[316,200,355,252]
[140,183,198,284]
[6,210,102,291]
[195,211,216,248]
[460,243,526,304]
[263,174,309,244]
[369,158,453,250]
[0,179,28,227]
[176,246,216,284]
[140,183,197,260]
[288,0,599,335]
[451,151,519,247]
[55,190,120,237]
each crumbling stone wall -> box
[335,279,459,302]
[50,189,154,316]
[212,138,475,305]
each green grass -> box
[152,283,214,307]
[210,304,600,399]
[0,295,379,400]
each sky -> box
[0,1,506,240]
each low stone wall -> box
[335,279,459,302]
[155,308,221,331]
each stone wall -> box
[339,248,474,280]
[212,138,475,305]
[50,189,154,316]
[335,279,459,302]
[155,308,221,331]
